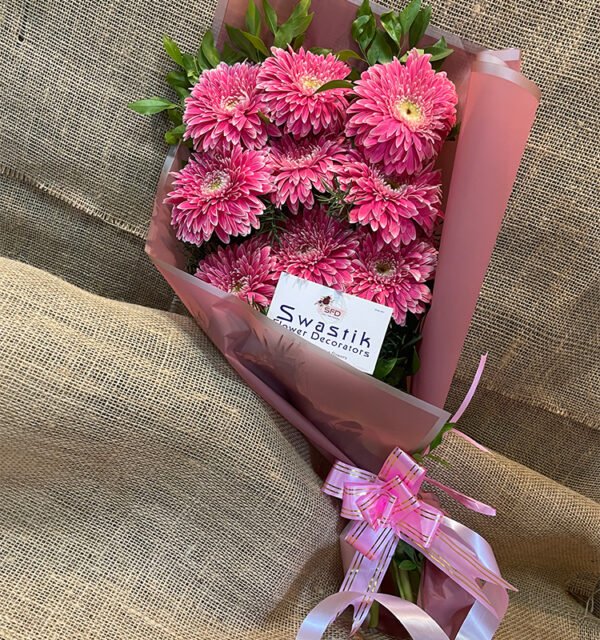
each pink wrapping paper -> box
[146,0,539,474]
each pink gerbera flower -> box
[339,157,442,246]
[347,233,437,325]
[257,47,351,138]
[183,62,270,151]
[166,147,272,245]
[268,135,349,213]
[346,51,457,175]
[195,237,278,308]
[274,207,358,288]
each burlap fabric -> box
[0,0,599,636]
[1,257,598,639]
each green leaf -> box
[128,97,179,115]
[426,453,451,467]
[164,123,186,145]
[173,85,190,99]
[399,0,422,37]
[241,30,269,57]
[351,14,376,54]
[410,346,421,375]
[347,67,361,81]
[257,111,272,124]
[310,47,332,55]
[366,30,393,65]
[287,0,311,22]
[447,122,461,141]
[182,53,199,80]
[162,35,184,67]
[292,33,305,49]
[226,24,259,61]
[274,13,313,48]
[356,0,373,18]
[315,79,353,93]
[166,109,183,125]
[196,45,210,70]
[335,48,364,61]
[201,31,221,68]
[424,36,453,62]
[221,42,245,64]
[374,357,397,380]
[245,0,261,35]
[409,5,431,49]
[427,421,454,453]
[263,0,278,34]
[396,559,418,571]
[166,70,189,90]
[380,11,402,46]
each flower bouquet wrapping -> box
[133,0,539,637]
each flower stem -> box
[391,559,406,599]
[399,569,414,603]
[367,601,380,628]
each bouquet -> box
[131,0,539,637]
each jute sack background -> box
[1,258,599,640]
[0,0,598,498]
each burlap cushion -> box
[1,257,598,639]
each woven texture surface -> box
[1,258,598,639]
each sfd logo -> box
[316,296,346,320]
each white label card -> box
[267,273,393,374]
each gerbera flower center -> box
[383,177,405,191]
[286,144,319,166]
[374,259,396,277]
[299,75,323,94]
[393,99,424,125]
[221,95,242,112]
[201,170,230,195]
[297,243,322,261]
[230,277,247,293]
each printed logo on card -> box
[267,273,392,374]
[315,295,346,321]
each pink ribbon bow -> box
[297,447,516,639]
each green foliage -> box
[366,30,393,65]
[262,0,278,33]
[399,0,422,37]
[162,35,185,67]
[351,13,376,55]
[314,79,353,93]
[372,314,423,390]
[245,0,261,35]
[127,97,180,115]
[351,0,452,69]
[335,49,364,62]
[427,421,455,453]
[200,31,221,68]
[241,30,270,56]
[408,4,431,48]
[380,11,402,45]
[253,203,289,244]
[164,123,186,144]
[222,0,314,61]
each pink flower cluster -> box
[166,47,458,325]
